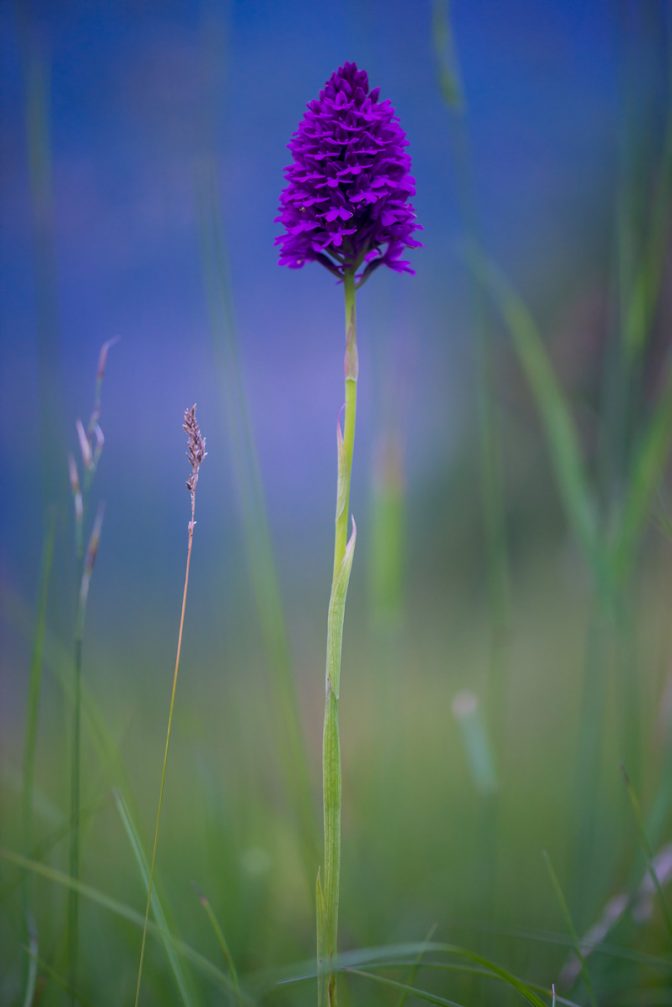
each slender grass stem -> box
[21,916,38,1007]
[542,851,597,1007]
[65,341,113,997]
[2,846,244,998]
[318,272,359,1007]
[396,923,438,1007]
[432,0,510,714]
[134,493,197,1006]
[21,511,55,965]
[197,889,242,1004]
[67,631,83,992]
[22,515,56,851]
[67,497,104,997]
[116,791,195,1007]
[621,765,672,942]
[17,20,65,506]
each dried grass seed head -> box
[184,403,206,494]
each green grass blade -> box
[113,790,196,1007]
[621,767,672,942]
[369,429,406,629]
[195,887,242,1005]
[20,919,38,1007]
[366,962,582,1007]
[0,847,249,1000]
[542,851,597,1007]
[623,58,672,363]
[431,0,464,111]
[22,512,56,854]
[469,251,598,564]
[16,20,65,502]
[21,511,56,998]
[613,364,672,582]
[29,951,92,1007]
[349,968,466,1007]
[396,923,438,1007]
[447,949,548,1007]
[433,0,511,725]
[264,941,548,1006]
[351,958,551,1007]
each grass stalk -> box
[1,847,243,998]
[134,406,206,1006]
[21,525,56,841]
[317,271,359,1007]
[67,503,104,994]
[15,7,65,505]
[116,791,196,1007]
[196,888,242,1004]
[621,765,672,942]
[21,916,39,1007]
[21,513,55,921]
[542,851,597,1007]
[396,923,438,1007]
[66,341,113,997]
[432,0,511,706]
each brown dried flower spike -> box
[183,403,207,499]
[135,404,207,1003]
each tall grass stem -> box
[542,851,597,1007]
[21,513,55,903]
[134,490,198,1006]
[66,341,114,993]
[197,889,242,1004]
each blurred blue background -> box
[3,0,658,641]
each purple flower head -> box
[275,62,421,284]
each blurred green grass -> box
[2,541,671,1003]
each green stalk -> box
[15,10,65,507]
[134,492,198,1006]
[317,272,359,1007]
[21,514,55,887]
[621,766,672,942]
[432,0,511,712]
[67,502,103,997]
[65,341,113,995]
[542,851,597,1007]
[197,889,242,1005]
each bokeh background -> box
[1,2,671,1005]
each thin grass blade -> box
[20,919,38,1007]
[114,791,196,1007]
[621,766,672,942]
[612,364,672,582]
[349,968,465,1007]
[469,251,598,565]
[0,848,248,999]
[542,851,597,1007]
[396,923,438,1007]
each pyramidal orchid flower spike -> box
[277,64,419,1007]
[276,61,421,286]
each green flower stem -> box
[318,271,359,1007]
